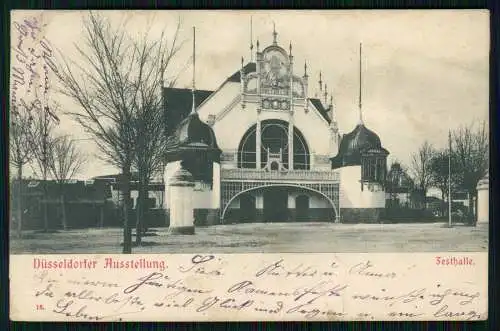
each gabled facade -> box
[163,29,389,224]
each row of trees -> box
[53,13,184,253]
[10,101,86,236]
[408,121,489,221]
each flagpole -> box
[191,26,196,114]
[448,130,452,228]
[358,42,363,124]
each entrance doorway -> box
[263,187,288,222]
[239,193,256,222]
[295,195,310,221]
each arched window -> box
[237,119,310,169]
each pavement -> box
[9,221,489,254]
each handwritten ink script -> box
[10,253,487,321]
[11,12,58,119]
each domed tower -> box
[330,43,389,223]
[164,27,222,234]
[166,112,221,184]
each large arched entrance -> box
[221,184,338,223]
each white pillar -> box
[256,51,262,170]
[288,119,294,170]
[168,166,195,234]
[256,118,261,169]
[289,54,294,171]
[476,174,489,224]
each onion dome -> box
[331,123,389,168]
[165,112,221,163]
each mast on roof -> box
[191,26,197,115]
[358,42,363,124]
[250,16,254,62]
[272,21,278,45]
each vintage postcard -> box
[9,10,489,321]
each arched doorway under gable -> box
[221,184,338,223]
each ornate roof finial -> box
[160,58,164,88]
[272,21,278,45]
[289,41,292,56]
[191,26,197,115]
[303,61,308,78]
[330,93,336,122]
[241,56,244,68]
[256,39,260,52]
[319,71,323,92]
[324,84,328,104]
[250,17,254,62]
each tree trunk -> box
[136,176,150,246]
[441,191,446,217]
[42,176,48,232]
[16,165,23,238]
[122,165,133,254]
[60,193,67,230]
[100,205,105,228]
[135,181,144,246]
[421,189,427,210]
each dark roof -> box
[309,98,331,123]
[331,123,389,168]
[163,63,256,131]
[92,173,164,184]
[227,62,256,82]
[13,179,111,201]
[163,88,213,134]
[93,172,146,182]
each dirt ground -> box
[9,221,488,254]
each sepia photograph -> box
[9,10,489,255]
[9,10,491,322]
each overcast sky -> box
[11,10,489,179]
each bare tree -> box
[9,102,34,237]
[452,121,489,223]
[132,57,181,246]
[29,101,59,232]
[48,135,86,230]
[55,12,182,253]
[409,141,436,209]
[133,106,169,246]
